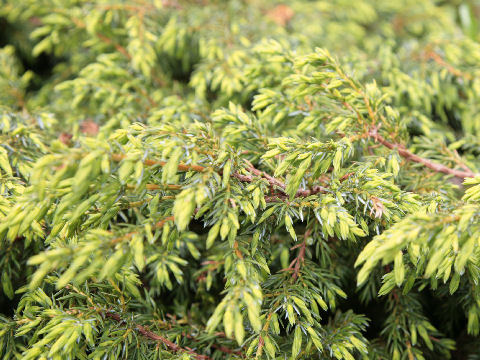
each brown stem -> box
[292,238,307,281]
[339,172,354,182]
[105,312,211,360]
[255,300,281,359]
[68,15,132,61]
[265,194,289,203]
[111,154,328,198]
[110,216,174,245]
[96,4,154,12]
[424,49,472,80]
[255,335,265,358]
[291,240,306,281]
[62,295,236,359]
[333,61,476,179]
[95,32,131,60]
[145,184,182,191]
[243,160,328,197]
[282,229,311,281]
[368,127,476,179]
[184,330,244,357]
[126,183,182,191]
[112,153,208,173]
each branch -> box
[68,14,132,61]
[111,153,328,198]
[105,312,212,360]
[333,59,476,180]
[281,228,310,281]
[182,332,244,357]
[95,32,131,60]
[110,216,174,245]
[424,49,472,80]
[243,160,328,197]
[368,127,476,179]
[63,289,238,359]
[126,184,182,191]
[255,300,281,359]
[291,240,306,281]
[111,153,207,172]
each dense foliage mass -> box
[1,0,480,359]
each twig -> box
[95,32,131,60]
[281,229,310,281]
[255,300,281,359]
[181,331,244,357]
[67,14,132,61]
[96,4,155,12]
[111,153,328,198]
[126,183,182,191]
[62,297,236,359]
[105,312,211,360]
[243,160,328,197]
[111,153,207,173]
[340,172,354,182]
[244,160,285,189]
[291,240,306,281]
[331,59,477,179]
[110,216,174,245]
[424,49,472,80]
[368,127,476,179]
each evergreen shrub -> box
[1,1,480,359]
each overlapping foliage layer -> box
[1,0,480,359]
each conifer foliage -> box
[1,0,480,359]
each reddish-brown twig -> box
[291,240,307,281]
[424,49,472,80]
[105,312,211,360]
[368,127,476,179]
[243,160,328,197]
[111,153,207,173]
[111,154,328,198]
[281,229,311,281]
[110,216,174,245]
